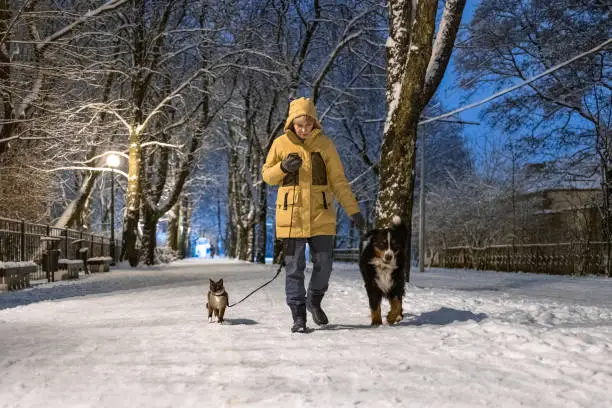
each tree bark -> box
[378,0,436,223]
[216,196,223,255]
[377,0,466,282]
[121,127,142,266]
[51,172,99,229]
[422,0,466,106]
[141,205,157,265]
[178,195,189,259]
[167,201,180,252]
[237,224,249,260]
[226,147,238,258]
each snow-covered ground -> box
[1,258,611,408]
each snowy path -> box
[1,258,611,408]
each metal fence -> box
[0,217,121,281]
[332,242,611,277]
[434,242,610,276]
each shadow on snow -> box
[320,307,488,331]
[401,307,488,326]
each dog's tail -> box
[391,215,408,232]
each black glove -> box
[351,212,366,230]
[280,154,302,173]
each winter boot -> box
[290,304,307,333]
[307,294,328,326]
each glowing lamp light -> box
[106,154,120,168]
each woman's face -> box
[293,115,315,139]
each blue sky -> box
[434,0,502,171]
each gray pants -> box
[283,235,334,306]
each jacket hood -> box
[284,97,322,131]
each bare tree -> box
[219,0,383,262]
[0,0,128,158]
[0,1,130,224]
[456,0,611,274]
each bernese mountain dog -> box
[359,215,408,326]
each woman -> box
[262,97,365,333]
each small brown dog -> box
[206,278,228,323]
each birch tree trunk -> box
[378,0,466,281]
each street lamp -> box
[106,153,120,266]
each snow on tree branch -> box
[140,141,185,151]
[422,0,466,107]
[42,166,128,179]
[35,0,129,54]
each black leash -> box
[227,182,297,308]
[227,259,284,308]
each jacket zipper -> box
[322,192,328,209]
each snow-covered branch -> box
[422,0,466,106]
[41,166,128,179]
[312,30,363,103]
[13,0,129,120]
[76,151,130,165]
[137,68,206,133]
[73,103,131,132]
[419,37,612,126]
[141,141,185,151]
[36,0,129,54]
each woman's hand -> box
[281,154,302,173]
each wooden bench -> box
[58,259,83,280]
[86,257,113,273]
[72,240,90,274]
[0,262,37,291]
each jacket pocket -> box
[313,188,334,212]
[312,188,335,227]
[321,192,328,210]
[276,186,301,227]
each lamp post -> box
[106,154,120,266]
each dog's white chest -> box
[371,260,395,293]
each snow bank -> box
[0,261,37,269]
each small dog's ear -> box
[209,278,214,284]
[218,278,223,285]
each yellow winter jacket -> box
[262,128,360,238]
